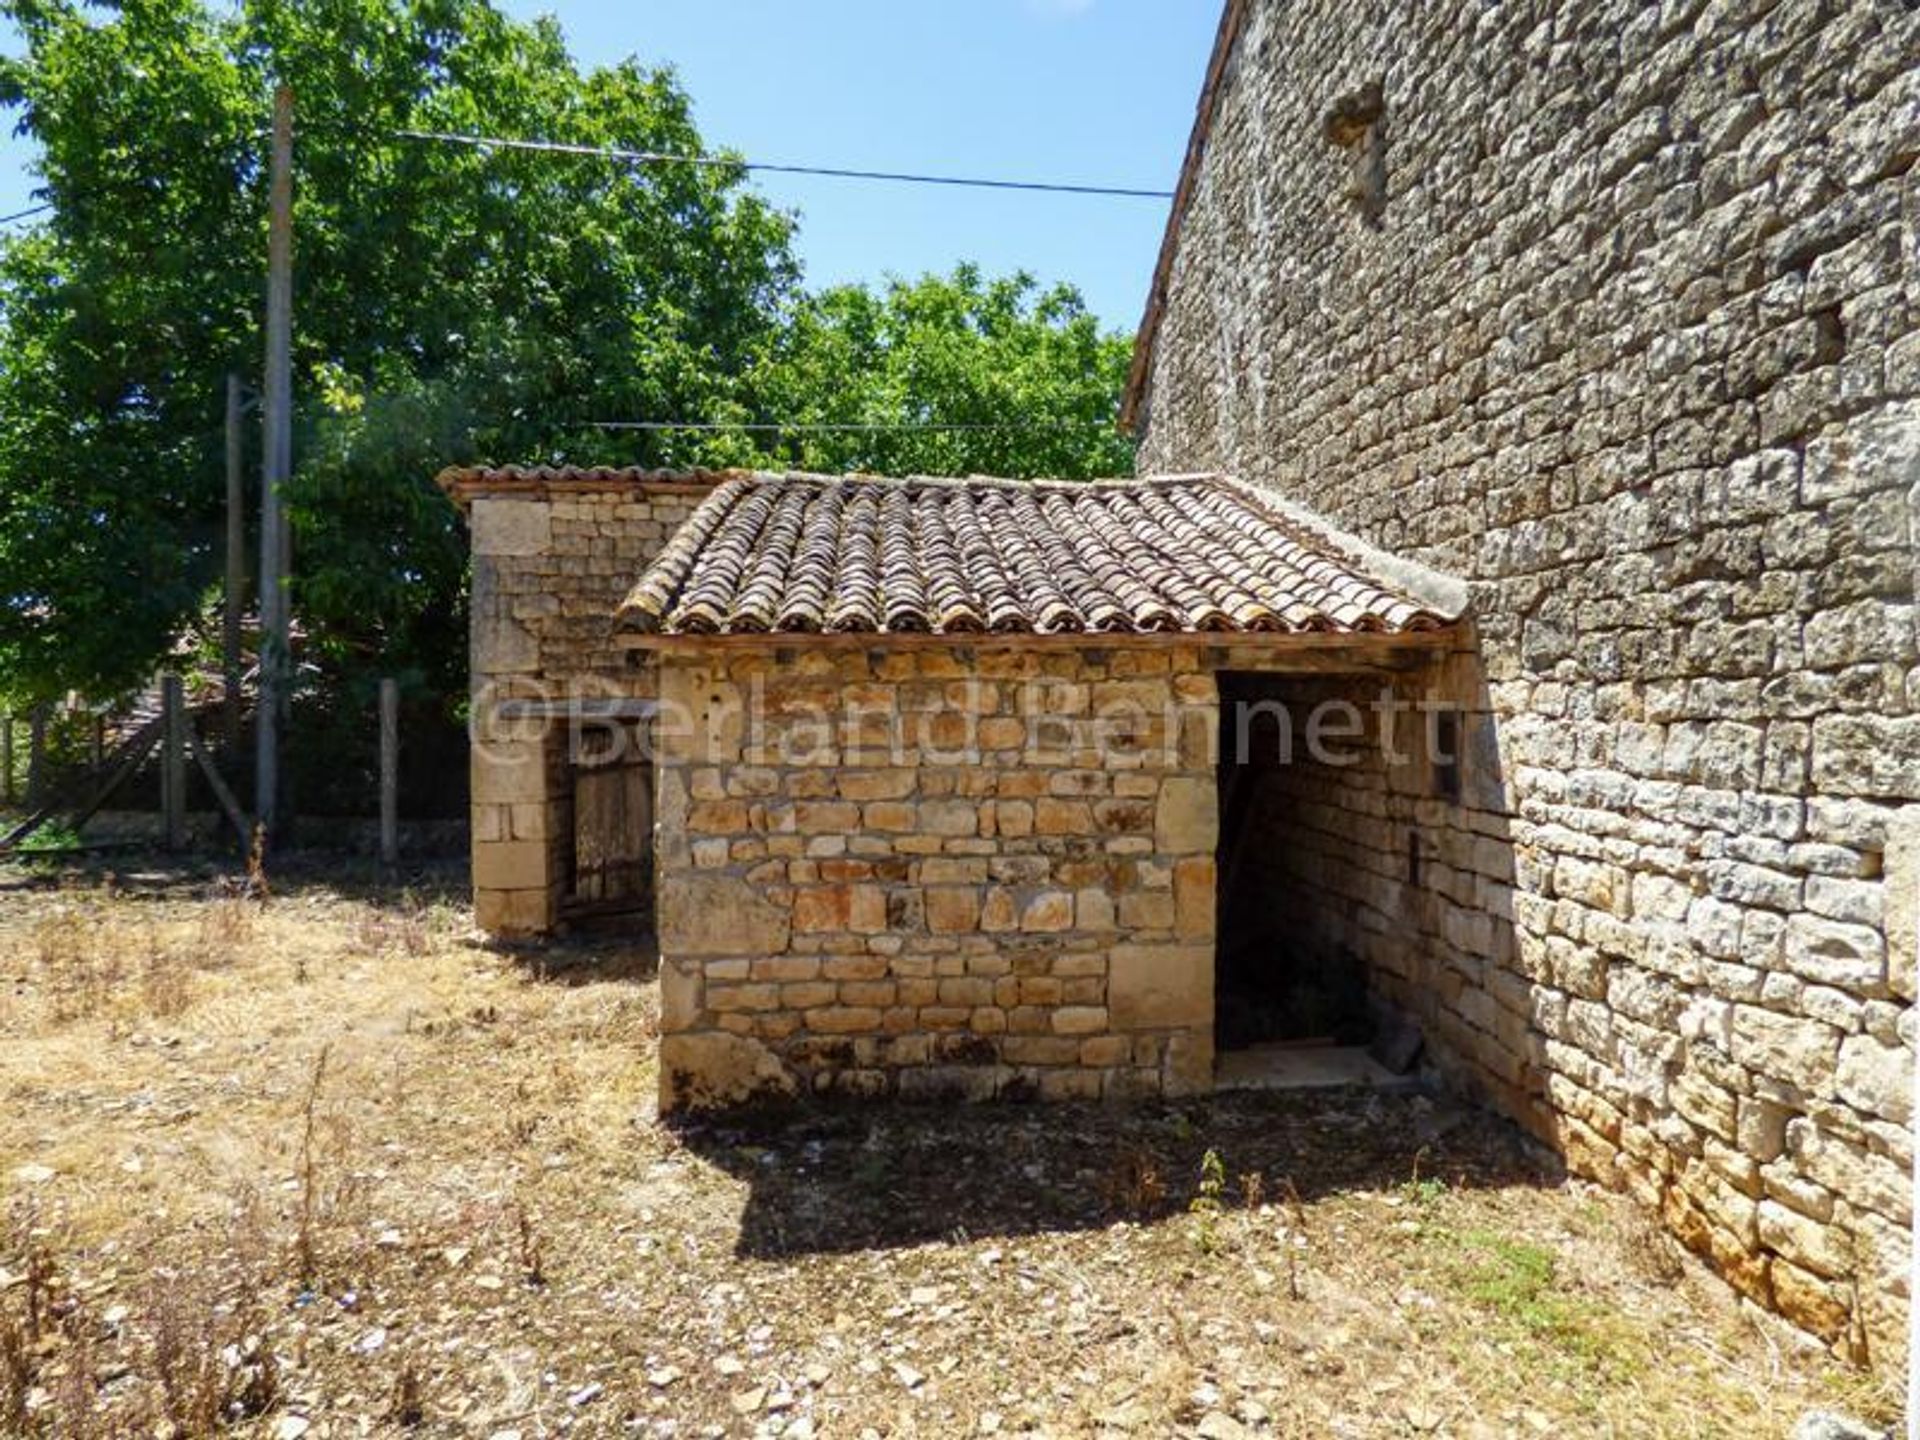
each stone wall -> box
[653,644,1227,1109]
[1133,0,1916,1363]
[461,479,714,934]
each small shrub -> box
[1189,1148,1227,1255]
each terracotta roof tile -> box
[617,472,1463,639]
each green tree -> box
[734,265,1134,480]
[0,0,796,707]
[0,0,1137,731]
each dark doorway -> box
[1214,674,1374,1052]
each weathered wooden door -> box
[570,733,652,911]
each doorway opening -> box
[1214,674,1378,1060]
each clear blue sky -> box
[0,1,1219,334]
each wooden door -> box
[571,738,652,910]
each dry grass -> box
[0,857,1901,1438]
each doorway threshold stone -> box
[1214,1043,1420,1093]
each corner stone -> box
[659,1032,796,1112]
[659,874,791,957]
[1108,943,1213,1031]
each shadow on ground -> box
[676,1087,1564,1259]
[0,846,466,907]
[487,930,662,987]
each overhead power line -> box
[593,420,1108,433]
[395,129,1174,200]
[0,203,53,226]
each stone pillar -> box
[469,496,561,937]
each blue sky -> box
[0,1,1219,334]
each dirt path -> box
[0,859,1896,1437]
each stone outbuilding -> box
[441,464,1474,1109]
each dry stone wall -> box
[652,644,1232,1109]
[1134,0,1916,1364]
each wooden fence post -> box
[25,704,48,811]
[379,677,399,867]
[162,674,187,851]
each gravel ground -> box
[0,855,1898,1437]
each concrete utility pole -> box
[256,83,294,843]
[224,373,247,745]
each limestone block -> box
[1782,914,1886,990]
[470,498,552,557]
[1768,1259,1849,1345]
[659,1031,796,1112]
[1155,777,1218,854]
[1886,807,1920,1003]
[660,960,704,1032]
[926,886,981,933]
[659,874,791,956]
[1050,1005,1109,1036]
[1108,943,1212,1031]
[1021,891,1074,931]
[474,887,552,936]
[473,840,548,892]
[1835,1033,1912,1124]
[1729,1006,1842,1094]
[1786,1118,1911,1224]
[473,609,539,674]
[1164,1029,1214,1095]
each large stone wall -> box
[1133,0,1916,1363]
[652,644,1225,1109]
[461,479,713,934]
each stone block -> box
[1118,890,1175,929]
[1887,807,1920,1004]
[473,887,552,936]
[1035,798,1093,834]
[470,498,552,557]
[1155,777,1217,854]
[1051,1005,1109,1036]
[1021,891,1074,932]
[1835,1033,1912,1124]
[473,840,549,892]
[472,746,552,805]
[660,960,704,1031]
[926,886,981,933]
[1730,1006,1842,1094]
[1173,857,1215,938]
[659,874,791,957]
[1782,914,1886,990]
[805,1006,884,1034]
[659,1031,796,1112]
[1108,944,1212,1032]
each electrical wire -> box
[394,129,1173,199]
[593,420,1107,433]
[0,202,53,225]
